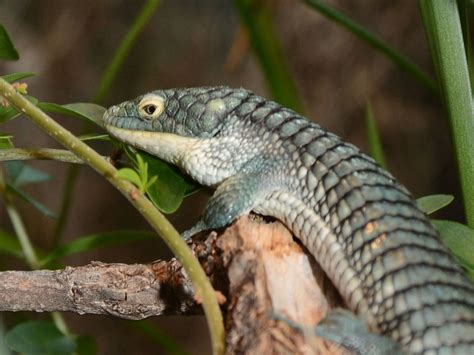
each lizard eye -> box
[138,94,165,120]
[144,104,156,115]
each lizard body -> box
[104,87,474,354]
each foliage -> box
[5,321,77,355]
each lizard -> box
[103,86,474,354]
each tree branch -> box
[0,217,344,354]
[0,260,199,318]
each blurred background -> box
[0,0,462,354]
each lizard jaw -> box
[105,124,199,165]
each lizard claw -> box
[181,220,208,240]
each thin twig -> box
[0,148,85,164]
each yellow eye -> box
[138,94,164,120]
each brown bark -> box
[0,216,345,354]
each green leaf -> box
[419,1,474,227]
[0,133,14,149]
[0,25,19,60]
[7,184,58,219]
[0,95,39,124]
[234,0,303,112]
[417,194,454,214]
[432,220,474,270]
[365,102,387,169]
[64,103,106,126]
[0,229,23,259]
[304,0,437,94]
[139,152,187,214]
[75,336,97,355]
[136,154,148,181]
[1,72,35,83]
[184,182,200,197]
[39,230,156,267]
[78,133,110,142]
[117,168,143,188]
[5,321,76,355]
[122,147,199,212]
[5,161,51,186]
[38,102,106,126]
[0,106,20,123]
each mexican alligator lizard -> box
[103,87,474,354]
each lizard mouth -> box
[104,124,199,164]
[105,124,160,145]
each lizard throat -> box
[105,124,199,164]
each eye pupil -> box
[144,104,156,115]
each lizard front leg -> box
[182,172,282,240]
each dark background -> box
[0,1,461,354]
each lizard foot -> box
[315,309,403,355]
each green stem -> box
[0,78,225,355]
[52,167,79,246]
[304,0,438,95]
[0,171,39,269]
[94,0,161,104]
[0,168,72,337]
[419,1,474,227]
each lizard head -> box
[103,86,251,164]
[102,86,250,138]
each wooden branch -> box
[0,260,199,318]
[0,217,345,354]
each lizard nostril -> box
[110,106,119,115]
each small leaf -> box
[145,175,158,191]
[417,194,454,214]
[122,147,200,212]
[117,168,143,188]
[38,102,106,126]
[136,154,148,181]
[1,72,35,83]
[0,25,19,60]
[64,103,106,126]
[78,133,110,142]
[39,230,156,266]
[184,177,201,197]
[0,107,20,123]
[140,152,187,214]
[433,220,474,270]
[0,133,14,149]
[5,161,51,186]
[0,95,39,123]
[7,184,58,219]
[5,321,76,354]
[365,102,387,169]
[0,229,23,259]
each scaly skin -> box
[103,87,474,354]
